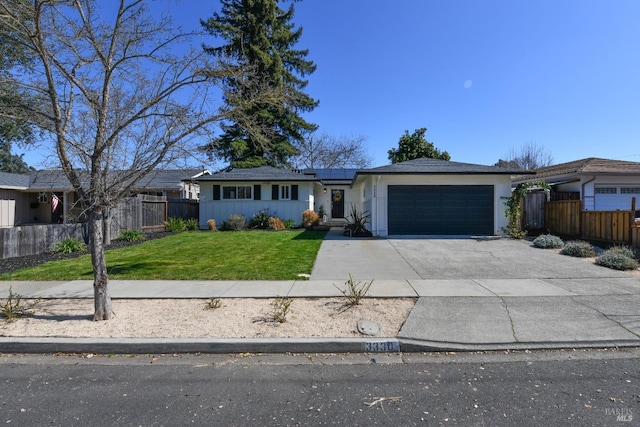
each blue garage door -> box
[388,185,494,235]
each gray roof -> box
[302,168,358,185]
[512,157,640,183]
[25,169,205,191]
[0,171,30,190]
[196,166,319,182]
[355,158,531,176]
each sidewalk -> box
[2,276,640,354]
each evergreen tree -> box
[201,0,318,168]
[388,128,450,163]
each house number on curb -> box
[364,341,400,352]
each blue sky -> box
[19,0,640,169]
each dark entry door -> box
[331,189,345,218]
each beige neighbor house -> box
[196,158,528,236]
[513,157,640,212]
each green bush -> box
[185,218,199,231]
[118,229,146,242]
[54,237,86,254]
[164,216,185,232]
[222,214,247,231]
[532,234,564,249]
[560,241,595,258]
[595,251,639,271]
[283,219,295,229]
[249,209,271,229]
[609,245,639,261]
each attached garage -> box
[351,158,530,237]
[388,185,494,235]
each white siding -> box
[353,174,512,237]
[199,181,314,229]
[582,176,640,211]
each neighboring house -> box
[0,171,31,227]
[0,168,208,227]
[513,157,640,211]
[197,166,320,228]
[196,159,528,236]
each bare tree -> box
[496,142,554,170]
[292,132,371,169]
[0,0,287,320]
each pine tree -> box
[201,0,318,168]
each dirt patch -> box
[0,298,416,339]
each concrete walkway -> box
[1,227,640,354]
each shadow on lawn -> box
[291,230,328,240]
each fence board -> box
[168,199,199,221]
[545,200,581,237]
[0,224,87,259]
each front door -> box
[331,189,345,218]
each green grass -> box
[0,230,327,281]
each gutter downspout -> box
[375,175,381,236]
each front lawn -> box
[0,230,327,281]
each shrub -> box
[595,251,639,271]
[268,216,285,231]
[222,214,247,231]
[204,297,222,310]
[266,297,293,323]
[249,209,271,229]
[302,209,319,229]
[344,204,372,237]
[207,219,217,231]
[1,287,39,322]
[283,219,295,229]
[317,205,326,220]
[54,237,86,254]
[185,218,199,231]
[118,229,146,242]
[334,274,373,307]
[164,216,185,232]
[609,245,639,261]
[560,241,595,258]
[532,234,564,249]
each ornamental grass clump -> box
[54,237,86,254]
[595,250,639,271]
[560,241,595,258]
[532,234,564,249]
[118,229,146,242]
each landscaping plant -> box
[595,250,639,271]
[54,237,86,254]
[222,214,247,231]
[532,234,564,249]
[249,209,271,229]
[1,287,39,322]
[268,216,285,230]
[301,209,319,229]
[344,204,372,237]
[204,297,222,310]
[185,218,199,231]
[335,274,373,307]
[560,241,595,258]
[118,229,146,242]
[207,219,217,231]
[164,216,185,232]
[266,297,293,323]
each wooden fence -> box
[167,198,199,221]
[545,198,639,248]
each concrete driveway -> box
[310,229,630,281]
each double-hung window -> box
[280,185,291,200]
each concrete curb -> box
[398,338,640,352]
[0,337,401,355]
[2,337,639,355]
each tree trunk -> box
[103,207,111,246]
[89,210,112,321]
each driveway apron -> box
[310,229,420,280]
